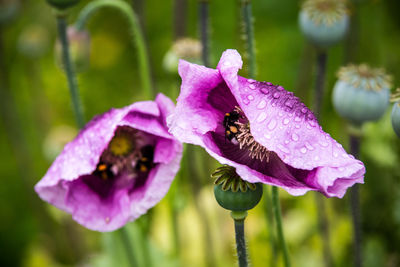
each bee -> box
[93,162,114,180]
[223,110,241,142]
[136,145,155,173]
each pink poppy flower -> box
[168,49,364,198]
[35,94,183,231]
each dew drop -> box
[285,100,294,108]
[272,103,277,107]
[257,112,268,122]
[319,141,329,147]
[257,100,267,109]
[295,125,301,129]
[341,153,349,159]
[278,144,290,154]
[266,82,273,86]
[300,147,307,154]
[264,133,271,139]
[339,167,344,172]
[333,152,338,157]
[291,133,299,141]
[248,79,255,83]
[249,84,256,90]
[314,155,320,161]
[260,88,269,95]
[301,107,308,114]
[283,118,290,125]
[294,116,301,122]
[277,86,284,91]
[279,112,284,117]
[305,142,314,150]
[285,140,289,144]
[243,98,250,105]
[273,92,280,99]
[247,95,254,101]
[223,61,231,66]
[267,119,277,130]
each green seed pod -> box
[212,166,263,212]
[46,0,80,9]
[163,38,202,74]
[299,0,349,48]
[392,102,400,138]
[332,64,392,125]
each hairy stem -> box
[231,211,248,267]
[240,0,256,78]
[263,185,277,267]
[350,134,362,267]
[199,0,210,67]
[75,0,154,98]
[272,186,291,267]
[314,51,327,117]
[57,14,85,128]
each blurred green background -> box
[1,0,400,266]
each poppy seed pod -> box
[163,38,202,74]
[392,102,400,138]
[212,166,263,212]
[332,64,392,126]
[46,0,80,9]
[299,0,349,48]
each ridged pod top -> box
[302,0,348,25]
[338,64,392,91]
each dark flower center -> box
[223,107,271,162]
[92,126,155,180]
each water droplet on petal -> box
[266,82,273,86]
[305,142,314,150]
[264,133,271,139]
[257,112,268,122]
[295,125,301,129]
[272,103,276,107]
[279,112,283,117]
[260,88,269,95]
[284,140,289,144]
[243,98,250,105]
[291,133,299,141]
[319,141,329,147]
[341,153,349,159]
[273,92,280,99]
[248,79,255,83]
[283,118,290,125]
[333,152,338,157]
[338,167,344,172]
[278,144,290,154]
[294,116,301,122]
[314,155,320,161]
[249,84,256,90]
[277,86,284,91]
[257,100,267,109]
[223,61,231,66]
[267,119,277,130]
[285,100,294,108]
[247,95,254,101]
[300,147,307,154]
[301,107,308,114]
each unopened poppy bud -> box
[46,0,80,9]
[212,166,263,212]
[0,0,19,24]
[163,38,202,73]
[299,0,349,48]
[17,25,50,59]
[55,27,90,73]
[332,64,392,125]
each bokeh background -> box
[1,0,400,266]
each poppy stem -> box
[231,211,248,267]
[272,186,291,267]
[240,0,256,78]
[313,50,334,267]
[350,134,362,267]
[263,185,277,267]
[75,0,154,98]
[119,227,139,267]
[199,0,210,67]
[56,13,85,129]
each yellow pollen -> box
[109,135,133,156]
[98,164,107,171]
[141,157,148,162]
[229,126,238,133]
[140,165,148,172]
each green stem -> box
[263,185,277,267]
[231,211,248,267]
[199,0,210,67]
[56,14,85,128]
[119,227,138,267]
[75,0,154,98]
[240,0,256,78]
[272,186,291,267]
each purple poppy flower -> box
[35,93,183,231]
[168,49,365,198]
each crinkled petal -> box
[35,93,182,231]
[169,49,365,198]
